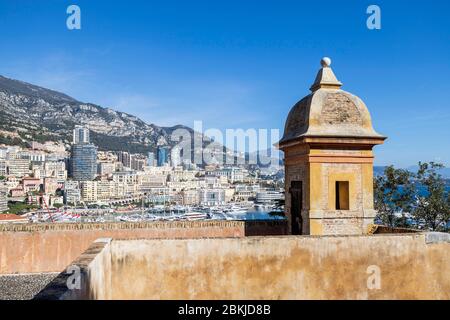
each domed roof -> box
[279,58,385,145]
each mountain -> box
[248,148,283,168]
[0,75,207,155]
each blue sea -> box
[230,210,286,221]
[407,184,450,196]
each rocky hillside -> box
[0,75,205,154]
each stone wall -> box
[106,234,449,299]
[0,220,287,274]
[36,232,450,300]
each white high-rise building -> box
[0,183,8,213]
[199,189,226,206]
[147,152,155,167]
[171,146,181,167]
[7,158,31,177]
[0,148,7,159]
[73,125,90,144]
[0,160,6,176]
[64,181,81,204]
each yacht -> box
[181,211,208,221]
[224,205,247,215]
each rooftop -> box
[0,214,28,223]
[279,57,386,146]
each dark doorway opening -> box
[335,181,349,210]
[290,181,303,235]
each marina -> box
[21,203,286,224]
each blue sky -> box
[0,0,449,167]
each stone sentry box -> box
[277,57,386,235]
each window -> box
[335,181,349,210]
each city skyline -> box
[0,0,449,168]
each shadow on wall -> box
[244,220,288,236]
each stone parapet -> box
[0,220,246,233]
[35,232,450,300]
[0,220,287,274]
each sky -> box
[0,0,449,167]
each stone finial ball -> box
[321,57,331,67]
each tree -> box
[413,162,450,231]
[374,166,415,228]
[7,202,39,215]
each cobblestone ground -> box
[0,273,59,300]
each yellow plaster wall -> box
[362,163,374,210]
[103,234,450,300]
[309,162,322,211]
[309,220,323,235]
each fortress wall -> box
[0,220,287,274]
[104,233,449,300]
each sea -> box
[226,210,285,221]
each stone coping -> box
[370,224,420,234]
[0,219,287,232]
[425,232,450,244]
[111,231,449,242]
